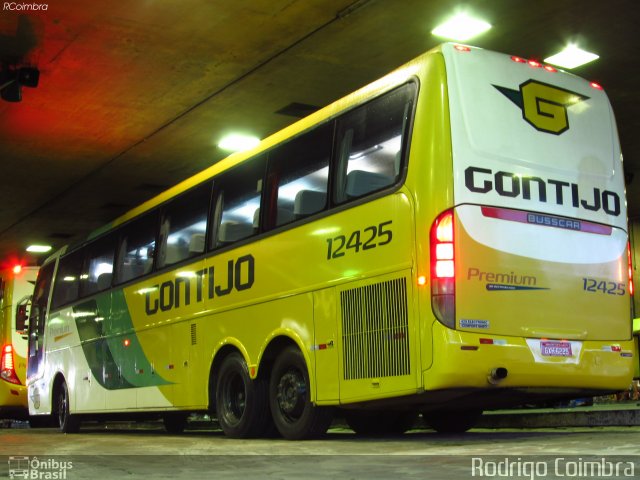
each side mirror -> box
[15,295,32,333]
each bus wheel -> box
[269,346,333,440]
[344,410,418,435]
[422,409,482,433]
[215,352,271,438]
[56,380,80,434]
[163,413,188,434]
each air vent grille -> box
[341,277,410,380]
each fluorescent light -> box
[26,244,52,253]
[431,13,491,41]
[544,45,599,69]
[218,134,260,152]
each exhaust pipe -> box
[487,367,508,385]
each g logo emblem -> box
[494,80,588,135]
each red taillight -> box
[1,344,21,385]
[432,211,455,278]
[12,264,22,275]
[430,210,456,328]
[590,82,603,90]
[628,242,634,297]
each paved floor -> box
[1,423,639,479]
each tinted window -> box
[80,235,116,297]
[115,212,158,284]
[51,249,84,309]
[210,158,265,249]
[334,83,416,204]
[265,123,331,229]
[157,182,211,269]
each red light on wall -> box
[123,339,131,347]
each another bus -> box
[27,43,634,438]
[0,264,37,419]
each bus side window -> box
[333,83,416,204]
[51,249,84,309]
[265,123,331,229]
[156,182,211,269]
[80,234,116,297]
[210,157,265,249]
[115,212,159,285]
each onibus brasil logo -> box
[494,79,588,135]
[8,456,73,479]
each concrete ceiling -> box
[1,0,639,265]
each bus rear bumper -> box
[424,325,635,393]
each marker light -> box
[528,60,541,68]
[12,265,22,275]
[1,344,20,385]
[430,210,456,328]
[590,82,603,90]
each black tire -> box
[163,413,188,434]
[422,409,482,433]
[269,346,333,440]
[344,410,418,435]
[215,352,272,438]
[56,381,80,434]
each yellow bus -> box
[27,43,634,438]
[0,264,37,419]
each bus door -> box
[27,262,56,412]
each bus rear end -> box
[426,44,633,403]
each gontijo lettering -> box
[465,166,621,216]
[144,254,255,315]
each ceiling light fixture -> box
[431,13,491,41]
[26,244,52,253]
[544,45,599,69]
[218,134,261,153]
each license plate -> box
[540,341,572,357]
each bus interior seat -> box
[345,170,393,198]
[294,190,326,218]
[96,272,112,291]
[164,242,187,265]
[277,206,295,225]
[218,221,253,244]
[188,233,205,254]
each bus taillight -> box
[430,210,456,328]
[1,344,21,385]
[628,242,634,297]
